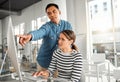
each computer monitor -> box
[7,17,23,82]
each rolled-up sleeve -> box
[29,24,49,41]
[71,53,83,82]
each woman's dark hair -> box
[45,3,59,12]
[61,30,78,51]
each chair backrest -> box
[91,54,106,72]
[91,53,106,63]
[82,60,89,73]
[113,67,120,79]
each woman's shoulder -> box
[72,50,82,57]
[54,48,61,53]
[52,48,63,58]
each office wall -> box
[0,20,1,62]
[0,20,2,44]
[66,0,87,59]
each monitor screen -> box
[7,17,23,82]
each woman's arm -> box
[48,51,57,77]
[71,53,83,82]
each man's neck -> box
[53,20,60,25]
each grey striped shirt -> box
[48,48,83,82]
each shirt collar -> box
[50,20,61,26]
[58,48,77,55]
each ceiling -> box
[0,0,41,19]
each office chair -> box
[83,54,110,82]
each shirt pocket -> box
[47,35,57,46]
[49,35,54,40]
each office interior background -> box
[0,0,120,82]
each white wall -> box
[66,0,88,59]
[0,20,2,44]
[0,20,2,62]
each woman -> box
[33,30,83,82]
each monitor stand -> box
[0,51,12,78]
[0,51,8,75]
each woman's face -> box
[46,6,61,24]
[58,33,73,50]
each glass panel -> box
[88,0,120,67]
[114,0,120,67]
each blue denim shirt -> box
[29,20,72,68]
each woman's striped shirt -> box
[48,48,83,82]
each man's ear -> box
[59,10,61,15]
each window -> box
[88,0,120,67]
[94,4,98,13]
[103,2,107,11]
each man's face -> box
[46,6,61,24]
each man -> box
[17,3,72,70]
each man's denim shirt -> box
[29,20,72,68]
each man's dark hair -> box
[45,3,59,12]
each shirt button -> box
[51,37,53,39]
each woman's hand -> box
[32,70,49,79]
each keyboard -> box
[23,72,43,81]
